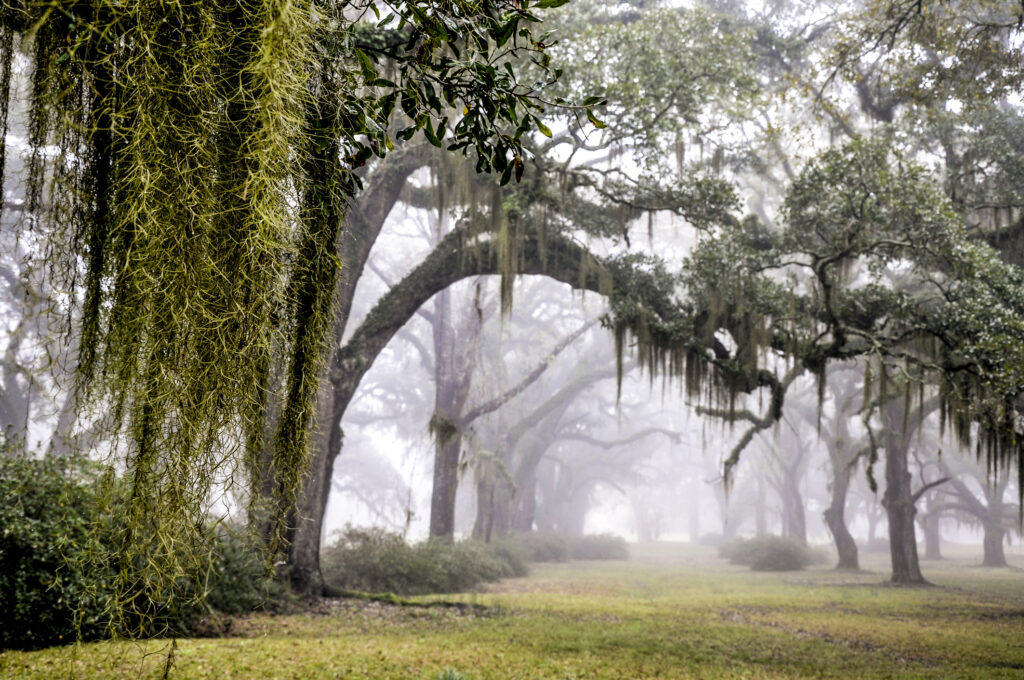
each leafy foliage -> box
[321,526,527,595]
[0,454,290,649]
[567,533,629,560]
[503,531,570,562]
[719,535,821,572]
[608,137,1024,485]
[0,455,111,648]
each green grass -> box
[4,543,1024,679]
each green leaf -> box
[354,48,376,79]
[494,16,518,48]
[423,120,442,147]
[586,109,607,129]
[535,119,552,138]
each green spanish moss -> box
[0,0,353,636]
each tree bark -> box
[982,523,1008,567]
[881,399,926,585]
[286,148,426,597]
[429,435,463,539]
[824,460,859,569]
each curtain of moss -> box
[2,0,348,636]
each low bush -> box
[204,529,292,616]
[321,526,527,596]
[568,533,629,560]
[0,455,111,648]
[719,535,815,571]
[503,532,569,562]
[0,454,285,649]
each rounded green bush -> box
[0,455,285,649]
[320,526,528,595]
[719,535,814,571]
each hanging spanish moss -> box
[0,0,350,636]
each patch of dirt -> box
[314,597,494,620]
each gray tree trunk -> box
[823,460,858,569]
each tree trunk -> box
[882,400,926,584]
[823,461,858,569]
[287,376,344,597]
[982,523,1008,567]
[921,512,942,560]
[429,435,462,539]
[285,148,425,596]
[427,285,470,541]
[511,470,537,533]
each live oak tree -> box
[284,0,759,593]
[0,0,572,626]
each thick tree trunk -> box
[823,462,858,569]
[287,377,344,597]
[512,470,537,533]
[429,436,462,539]
[982,524,1008,567]
[286,148,425,597]
[428,286,460,540]
[882,405,925,584]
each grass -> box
[3,543,1023,679]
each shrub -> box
[0,455,284,649]
[0,455,112,649]
[504,532,569,562]
[719,535,814,571]
[204,529,292,616]
[568,533,629,560]
[321,526,527,596]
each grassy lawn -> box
[3,543,1023,679]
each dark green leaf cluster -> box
[0,453,292,648]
